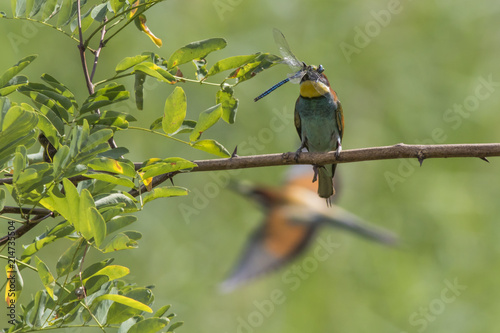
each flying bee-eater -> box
[220,166,397,292]
[255,29,344,204]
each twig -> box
[89,18,107,82]
[77,0,94,96]
[0,213,53,246]
[1,206,51,216]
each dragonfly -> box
[254,28,324,102]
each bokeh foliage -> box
[1,0,500,333]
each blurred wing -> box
[273,28,303,71]
[319,206,397,245]
[220,214,317,293]
[294,97,303,145]
[334,94,344,140]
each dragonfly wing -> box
[273,28,303,71]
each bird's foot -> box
[312,165,319,183]
[294,148,302,162]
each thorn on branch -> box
[479,157,490,163]
[417,151,425,166]
[231,146,239,158]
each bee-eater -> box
[254,29,344,204]
[220,166,397,292]
[295,65,344,204]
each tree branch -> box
[188,143,499,171]
[1,143,497,243]
[0,213,53,246]
[127,143,499,197]
[1,206,51,216]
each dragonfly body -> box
[255,29,344,203]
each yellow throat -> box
[299,80,329,98]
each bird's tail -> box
[318,164,336,202]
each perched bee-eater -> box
[255,29,343,204]
[220,166,397,292]
[295,65,343,203]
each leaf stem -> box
[1,17,96,53]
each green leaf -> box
[162,86,186,135]
[192,59,207,80]
[231,53,281,83]
[52,145,70,176]
[84,173,135,188]
[42,0,58,21]
[95,294,152,314]
[95,192,137,213]
[134,62,176,83]
[128,317,169,333]
[88,157,136,177]
[168,38,227,69]
[22,235,57,259]
[106,215,137,235]
[89,207,106,247]
[116,55,150,73]
[109,0,126,13]
[17,83,70,121]
[0,54,37,88]
[38,104,65,135]
[34,256,56,299]
[37,111,61,149]
[105,288,154,324]
[140,157,196,179]
[73,258,113,282]
[97,110,136,129]
[143,186,188,205]
[168,321,184,332]
[101,232,138,253]
[216,87,239,124]
[80,84,129,114]
[91,3,107,21]
[191,139,230,157]
[153,304,170,317]
[41,74,78,115]
[78,189,101,243]
[81,128,114,153]
[27,0,45,17]
[14,162,54,194]
[56,0,71,26]
[207,54,260,77]
[63,178,80,228]
[13,0,26,17]
[0,106,38,167]
[83,265,129,283]
[0,75,28,96]
[70,5,94,33]
[171,119,197,135]
[189,103,222,142]
[134,71,146,110]
[56,239,86,277]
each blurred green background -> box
[2,0,500,331]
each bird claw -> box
[312,165,318,183]
[294,149,302,162]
